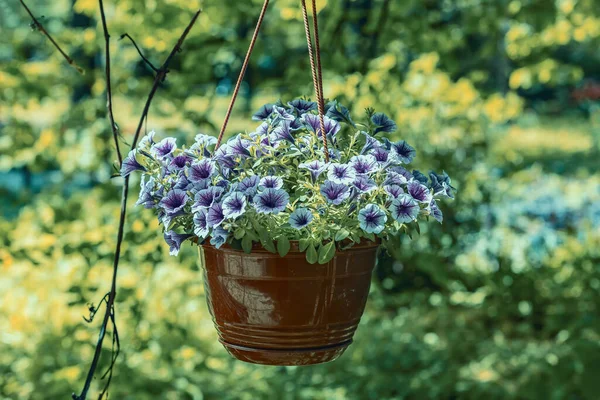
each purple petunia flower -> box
[270,120,295,144]
[384,184,404,199]
[288,99,317,114]
[173,173,195,191]
[387,140,416,164]
[159,189,189,216]
[390,194,420,223]
[302,113,341,138]
[371,147,390,165]
[353,176,377,193]
[210,226,230,249]
[384,171,409,186]
[193,186,225,211]
[350,155,379,175]
[121,149,146,177]
[361,132,381,154]
[138,131,156,149]
[136,176,158,209]
[429,199,443,223]
[222,192,247,219]
[299,160,328,182]
[169,154,191,171]
[430,171,455,199]
[207,202,225,227]
[358,204,387,234]
[327,163,356,185]
[194,133,217,147]
[227,135,252,157]
[253,104,276,121]
[289,208,314,229]
[164,231,193,256]
[259,176,284,190]
[239,175,260,197]
[254,188,290,214]
[407,180,433,203]
[151,137,177,159]
[188,159,216,183]
[320,180,350,205]
[193,208,209,238]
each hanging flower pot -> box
[124,0,455,366]
[199,240,378,365]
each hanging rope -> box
[215,0,270,150]
[301,0,330,162]
[215,0,330,163]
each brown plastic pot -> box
[198,240,379,366]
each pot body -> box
[199,241,378,366]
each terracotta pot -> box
[198,241,379,366]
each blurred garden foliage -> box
[1,0,600,398]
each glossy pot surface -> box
[199,241,378,365]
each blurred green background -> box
[1,0,600,399]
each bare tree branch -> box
[99,0,123,164]
[18,0,84,74]
[72,6,203,400]
[119,33,160,73]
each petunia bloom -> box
[358,204,387,234]
[188,159,216,183]
[429,199,443,223]
[206,202,225,227]
[222,192,247,219]
[320,180,350,205]
[169,154,191,171]
[387,140,416,164]
[350,155,379,175]
[151,137,177,159]
[259,176,284,190]
[164,231,193,256]
[353,176,377,193]
[371,147,390,165]
[159,189,189,216]
[289,208,314,229]
[407,180,433,203]
[327,163,356,185]
[254,188,290,214]
[430,171,455,199]
[193,208,209,238]
[302,113,341,138]
[193,186,225,210]
[210,226,230,248]
[299,160,328,182]
[121,149,146,177]
[390,194,420,223]
[270,120,295,144]
[239,175,260,197]
[384,184,404,199]
[288,99,317,114]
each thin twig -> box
[72,7,203,400]
[18,0,84,74]
[119,33,159,73]
[99,0,122,165]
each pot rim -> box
[198,238,380,254]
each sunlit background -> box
[1,0,600,398]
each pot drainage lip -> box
[219,338,353,353]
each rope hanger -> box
[214,0,330,163]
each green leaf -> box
[234,228,246,240]
[364,232,376,242]
[318,241,336,264]
[415,222,421,236]
[306,243,318,264]
[241,236,253,254]
[334,229,350,242]
[277,236,291,257]
[299,238,311,252]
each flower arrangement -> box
[123,98,455,263]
